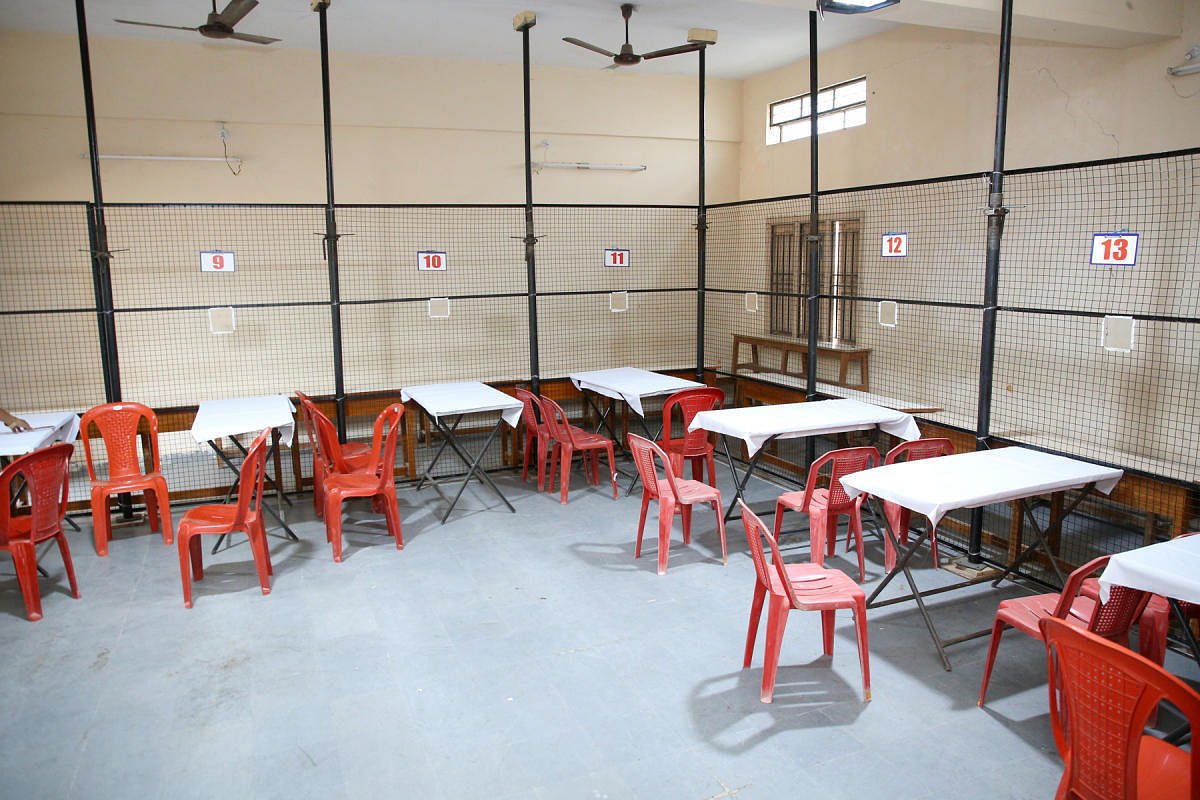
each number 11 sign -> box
[604,249,630,268]
[881,233,907,258]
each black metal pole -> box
[517,14,540,395]
[695,45,707,384]
[969,0,1014,563]
[75,0,120,405]
[805,10,820,465]
[315,2,348,441]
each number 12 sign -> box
[1091,233,1138,267]
[200,251,236,273]
[881,233,908,258]
[418,251,447,271]
[604,249,630,268]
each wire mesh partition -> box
[0,150,1196,567]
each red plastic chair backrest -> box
[230,429,271,531]
[884,437,954,466]
[0,443,73,545]
[627,434,683,503]
[537,396,581,449]
[659,387,724,455]
[1041,616,1200,800]
[309,404,353,474]
[80,402,160,481]
[1054,555,1150,638]
[739,501,812,610]
[294,390,321,457]
[365,405,404,489]
[798,446,880,512]
[513,387,545,433]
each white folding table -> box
[841,446,1124,669]
[401,381,523,524]
[1098,534,1200,667]
[688,398,921,520]
[190,394,298,550]
[569,367,704,489]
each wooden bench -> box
[732,333,870,391]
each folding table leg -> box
[428,416,515,523]
[990,488,1091,588]
[720,434,778,522]
[415,413,464,492]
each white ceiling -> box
[0,0,900,80]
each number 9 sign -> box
[200,251,236,273]
[1090,233,1138,267]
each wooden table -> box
[732,334,870,391]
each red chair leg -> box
[53,533,81,598]
[10,543,43,621]
[558,445,573,504]
[977,618,1009,706]
[189,535,204,581]
[380,490,404,550]
[657,497,674,575]
[521,428,532,483]
[821,609,835,655]
[313,458,326,518]
[535,434,549,493]
[853,599,871,701]
[91,489,111,556]
[605,445,617,500]
[151,478,174,544]
[247,521,272,596]
[547,443,559,493]
[849,507,865,582]
[705,453,717,487]
[325,494,347,562]
[681,504,692,545]
[635,493,651,559]
[714,501,727,564]
[744,582,767,667]
[177,531,195,608]
[145,490,160,532]
[761,598,789,703]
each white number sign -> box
[418,251,447,271]
[604,249,630,268]
[881,233,907,258]
[200,251,236,273]
[1090,234,1138,267]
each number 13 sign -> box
[1091,233,1138,267]
[881,233,907,258]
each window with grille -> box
[767,218,859,343]
[766,77,867,146]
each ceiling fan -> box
[114,0,281,46]
[563,4,704,68]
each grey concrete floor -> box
[1,460,1194,799]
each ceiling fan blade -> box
[113,19,201,33]
[641,43,704,60]
[563,37,616,58]
[215,0,259,27]
[229,31,281,45]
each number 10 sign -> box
[418,251,447,271]
[1090,233,1138,267]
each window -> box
[767,217,860,343]
[766,77,867,146]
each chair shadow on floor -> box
[689,667,866,754]
[568,538,726,574]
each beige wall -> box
[739,8,1198,199]
[0,31,741,205]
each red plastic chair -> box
[740,501,870,703]
[0,443,79,621]
[80,401,174,556]
[1040,616,1198,800]
[176,429,273,608]
[539,395,617,505]
[627,433,726,575]
[978,554,1152,706]
[655,387,724,486]
[772,446,880,582]
[514,387,552,493]
[321,404,405,563]
[295,391,371,518]
[880,438,955,571]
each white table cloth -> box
[841,447,1124,528]
[689,398,921,458]
[569,368,703,417]
[0,411,81,456]
[190,395,296,447]
[400,382,523,428]
[1098,534,1200,605]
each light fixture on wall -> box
[531,140,644,172]
[816,0,900,14]
[1168,44,1200,76]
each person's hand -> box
[0,409,31,432]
